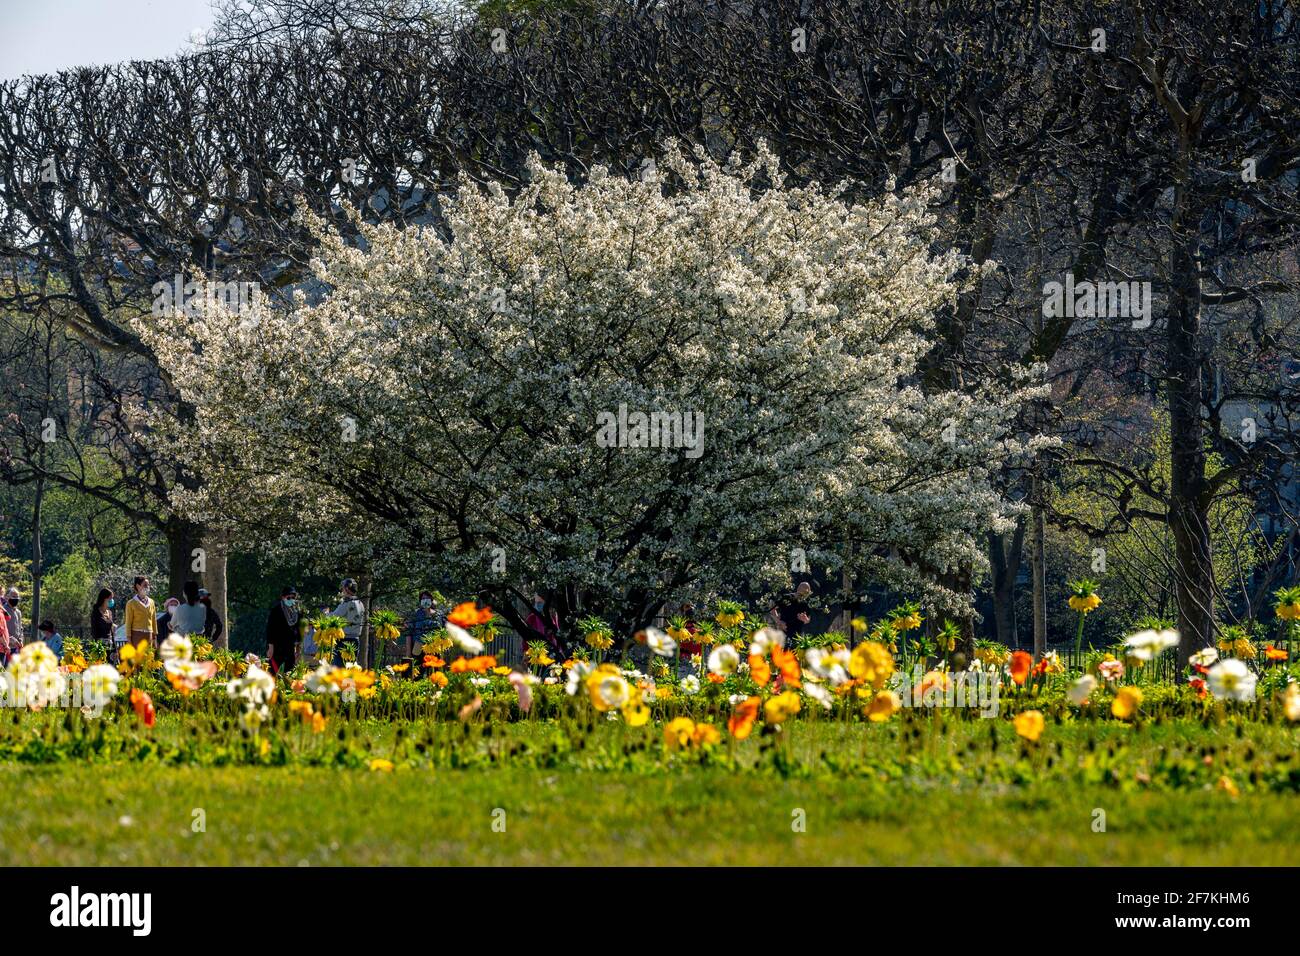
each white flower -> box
[469,676,490,688]
[1123,628,1180,661]
[1189,646,1219,668]
[1206,659,1256,702]
[305,662,335,694]
[679,675,700,695]
[643,627,677,657]
[10,641,58,678]
[748,626,785,656]
[707,643,740,677]
[81,664,122,707]
[239,703,270,729]
[1067,674,1097,706]
[591,672,631,710]
[228,663,276,705]
[446,622,483,655]
[564,660,594,696]
[159,633,193,662]
[802,680,833,710]
[805,647,850,686]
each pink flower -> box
[509,671,533,713]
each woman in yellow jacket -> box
[122,576,157,647]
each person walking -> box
[332,578,365,665]
[36,621,63,659]
[404,590,443,661]
[170,581,207,637]
[3,587,23,644]
[0,599,10,666]
[770,581,814,644]
[525,593,562,658]
[265,586,301,677]
[156,596,180,636]
[123,576,157,648]
[199,589,224,646]
[90,588,116,659]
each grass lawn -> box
[2,719,1296,865]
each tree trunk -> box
[1166,224,1214,669]
[1031,475,1047,660]
[204,534,229,649]
[30,475,45,630]
[989,516,1025,649]
[359,572,374,668]
[166,516,204,601]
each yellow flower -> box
[492,666,512,675]
[850,617,868,633]
[1216,775,1239,798]
[849,641,894,689]
[764,690,802,724]
[311,711,327,733]
[289,700,313,720]
[1013,710,1045,742]
[585,631,614,652]
[1111,685,1143,720]
[586,664,630,712]
[664,717,696,750]
[1068,593,1102,613]
[622,689,651,726]
[692,723,721,746]
[369,758,395,772]
[1283,684,1300,722]
[865,690,901,722]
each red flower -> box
[1010,651,1033,686]
[129,688,155,727]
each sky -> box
[0,0,217,81]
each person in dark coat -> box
[265,585,301,677]
[199,589,224,646]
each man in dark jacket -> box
[265,585,301,676]
[199,589,224,646]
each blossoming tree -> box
[140,144,1044,638]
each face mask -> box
[420,598,432,608]
[534,601,545,611]
[284,599,296,608]
[9,598,18,607]
[107,599,116,609]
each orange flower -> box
[1265,645,1289,662]
[422,654,445,669]
[1188,677,1207,699]
[129,688,155,728]
[771,645,801,688]
[429,671,449,688]
[1009,651,1033,686]
[748,654,771,687]
[450,655,497,673]
[706,672,726,684]
[728,696,761,739]
[447,602,493,628]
